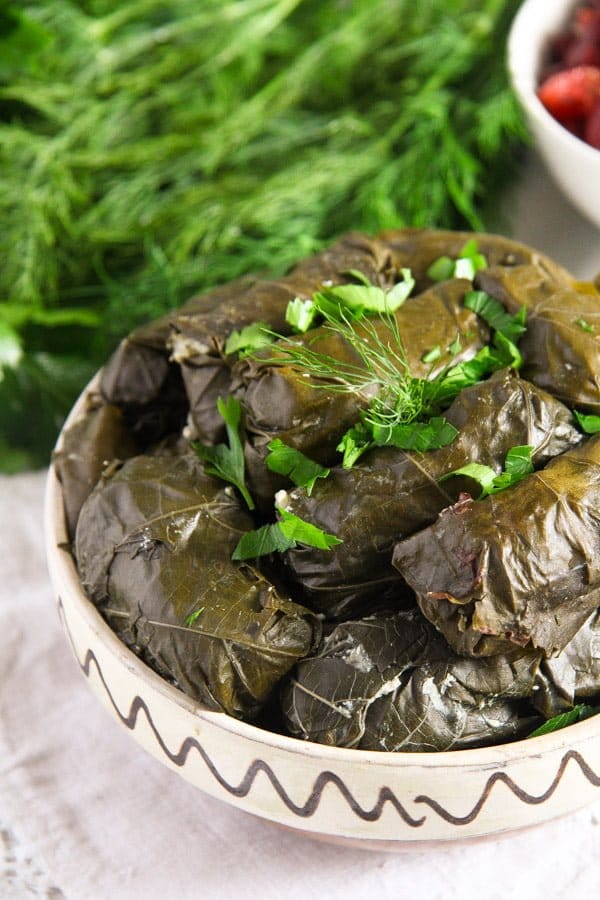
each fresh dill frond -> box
[0,0,526,469]
[270,308,430,431]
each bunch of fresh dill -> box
[0,0,526,470]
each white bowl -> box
[44,378,600,850]
[508,0,600,229]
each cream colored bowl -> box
[508,0,600,229]
[44,377,600,849]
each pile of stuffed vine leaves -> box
[54,228,600,750]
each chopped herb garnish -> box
[284,269,415,334]
[343,269,373,286]
[426,256,455,282]
[232,505,342,560]
[528,704,600,738]
[441,444,534,498]
[576,317,595,333]
[422,344,442,364]
[336,421,373,468]
[286,298,318,333]
[192,396,255,510]
[185,607,205,627]
[574,410,600,434]
[447,334,462,356]
[370,416,458,452]
[427,240,487,282]
[464,290,526,343]
[266,439,330,494]
[224,321,273,356]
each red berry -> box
[538,65,600,121]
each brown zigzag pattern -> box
[58,597,600,827]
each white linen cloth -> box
[2,158,600,900]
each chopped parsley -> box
[224,322,274,357]
[441,444,534,498]
[576,317,595,333]
[192,396,254,510]
[427,239,487,282]
[284,269,415,333]
[528,703,600,738]
[232,505,342,560]
[185,607,205,627]
[574,411,600,434]
[265,439,330,494]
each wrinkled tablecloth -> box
[2,158,600,900]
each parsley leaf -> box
[426,256,455,282]
[441,444,534,498]
[284,270,415,334]
[464,290,526,342]
[285,298,317,333]
[266,439,330,494]
[185,606,205,627]
[576,318,595,333]
[232,506,342,560]
[370,416,458,452]
[336,421,373,468]
[422,345,442,364]
[224,322,273,356]
[427,240,487,282]
[574,411,600,434]
[192,396,254,510]
[528,704,600,738]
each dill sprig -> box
[0,0,526,469]
[270,310,430,431]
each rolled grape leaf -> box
[52,394,137,539]
[280,370,582,619]
[393,434,600,659]
[361,650,540,752]
[379,228,572,292]
[75,452,319,719]
[476,262,600,412]
[281,609,541,752]
[532,609,600,718]
[100,288,219,446]
[168,232,402,444]
[236,278,489,509]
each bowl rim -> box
[45,373,600,770]
[507,0,600,165]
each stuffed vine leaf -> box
[75,452,319,719]
[236,278,489,508]
[100,290,221,446]
[52,395,137,539]
[380,228,572,291]
[168,232,402,444]
[476,262,600,412]
[532,609,600,718]
[279,370,582,619]
[393,434,600,659]
[281,609,541,752]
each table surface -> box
[2,154,600,900]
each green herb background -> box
[0,0,526,471]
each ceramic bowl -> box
[44,378,600,851]
[508,0,600,229]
